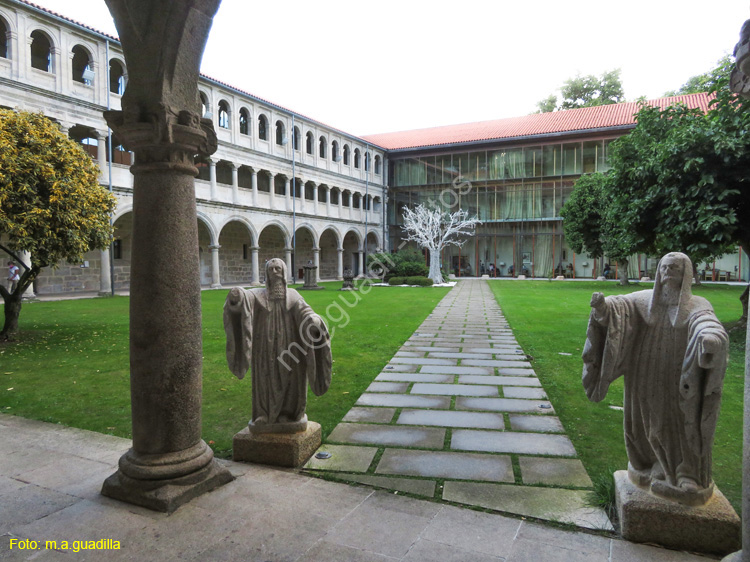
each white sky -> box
[28,0,750,136]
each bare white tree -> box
[401,204,481,284]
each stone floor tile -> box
[427,352,493,360]
[610,540,714,561]
[376,449,513,482]
[389,357,456,366]
[355,393,451,409]
[459,375,541,387]
[397,409,504,430]
[404,538,505,561]
[466,347,523,354]
[380,364,418,373]
[508,415,565,433]
[420,365,492,375]
[403,346,461,353]
[328,423,446,449]
[507,538,608,562]
[514,521,613,556]
[442,482,613,531]
[376,373,454,384]
[365,382,410,393]
[394,351,424,358]
[411,383,498,397]
[451,430,576,456]
[343,407,397,423]
[297,541,396,562]
[330,474,436,497]
[503,386,548,399]
[462,359,532,368]
[419,504,521,559]
[519,457,593,487]
[1,484,79,534]
[303,444,378,472]
[456,397,554,413]
[497,368,536,376]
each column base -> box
[210,283,223,289]
[721,551,742,561]
[101,456,233,514]
[614,470,740,555]
[233,422,321,467]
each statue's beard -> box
[269,278,286,300]
[659,281,681,306]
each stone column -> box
[231,163,238,204]
[208,158,217,201]
[97,133,107,173]
[285,177,291,212]
[100,0,231,513]
[287,178,293,211]
[357,250,364,278]
[99,248,112,296]
[268,172,275,210]
[337,247,344,280]
[251,169,258,207]
[285,247,293,283]
[313,247,320,282]
[324,186,330,216]
[299,183,306,213]
[338,191,343,215]
[209,244,221,288]
[250,245,260,286]
[313,183,319,215]
[19,251,35,298]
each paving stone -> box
[343,407,397,423]
[331,474,437,497]
[396,409,504,430]
[459,375,541,387]
[420,365,492,375]
[303,444,378,472]
[519,457,593,487]
[503,386,547,399]
[403,346,461,352]
[356,393,451,409]
[381,364,418,373]
[411,383,498,397]
[466,348,523,354]
[366,382,410,393]
[514,521,613,558]
[328,423,446,449]
[508,415,565,433]
[497,368,536,376]
[390,357,456,366]
[394,351,424,358]
[375,372,454,383]
[462,359,532,368]
[403,539,506,562]
[452,430,577,456]
[456,397,554,413]
[442,482,613,531]
[428,352,493,360]
[376,449,514,482]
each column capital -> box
[337,247,344,253]
[312,247,320,253]
[250,245,259,252]
[209,244,221,251]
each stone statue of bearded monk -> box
[583,252,728,506]
[223,258,332,434]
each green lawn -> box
[0,282,451,457]
[489,280,745,514]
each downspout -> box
[106,39,115,296]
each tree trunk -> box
[429,248,443,284]
[693,262,702,286]
[740,284,749,325]
[1,293,22,340]
[618,258,630,286]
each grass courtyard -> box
[0,279,744,514]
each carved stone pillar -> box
[313,247,320,282]
[208,158,217,200]
[324,186,330,216]
[99,248,112,296]
[19,251,35,298]
[250,245,260,286]
[312,183,319,215]
[231,163,238,204]
[357,250,364,278]
[286,178,293,211]
[268,172,275,210]
[251,168,258,207]
[209,244,221,288]
[285,247,293,283]
[97,133,107,172]
[285,177,291,211]
[337,247,344,280]
[100,0,232,513]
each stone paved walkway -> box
[305,280,612,531]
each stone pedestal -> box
[615,470,740,555]
[233,422,322,467]
[340,269,357,291]
[300,265,323,290]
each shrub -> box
[401,261,429,277]
[388,277,406,285]
[368,249,428,278]
[406,276,433,286]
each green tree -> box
[664,55,733,96]
[537,69,624,113]
[560,172,634,285]
[0,109,116,339]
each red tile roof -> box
[18,0,119,41]
[361,93,712,151]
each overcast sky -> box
[28,0,750,136]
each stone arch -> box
[343,229,362,275]
[258,222,290,281]
[199,90,211,118]
[216,160,233,185]
[258,113,269,140]
[71,43,95,84]
[109,57,127,95]
[275,119,285,145]
[29,28,54,72]
[217,99,230,129]
[217,215,258,246]
[274,173,287,196]
[196,211,219,246]
[197,218,215,286]
[293,224,317,280]
[238,107,251,135]
[112,210,133,290]
[68,124,99,159]
[218,218,256,285]
[319,227,340,279]
[0,11,16,60]
[330,186,340,205]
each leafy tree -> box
[0,109,116,339]
[663,55,733,96]
[367,248,428,279]
[560,172,634,285]
[537,69,624,113]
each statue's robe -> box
[582,289,727,492]
[223,288,332,427]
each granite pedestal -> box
[233,422,322,467]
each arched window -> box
[354,148,361,169]
[275,120,285,145]
[343,144,350,165]
[239,108,250,135]
[306,131,313,154]
[199,92,209,117]
[331,141,339,162]
[374,155,382,174]
[71,45,93,84]
[364,151,371,172]
[0,18,9,59]
[258,114,268,140]
[218,100,230,129]
[293,126,300,150]
[109,59,125,94]
[30,30,51,72]
[319,136,327,159]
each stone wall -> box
[320,230,338,279]
[219,222,253,284]
[258,227,286,282]
[35,250,102,294]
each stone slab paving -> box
[306,280,612,532]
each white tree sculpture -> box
[401,204,481,284]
